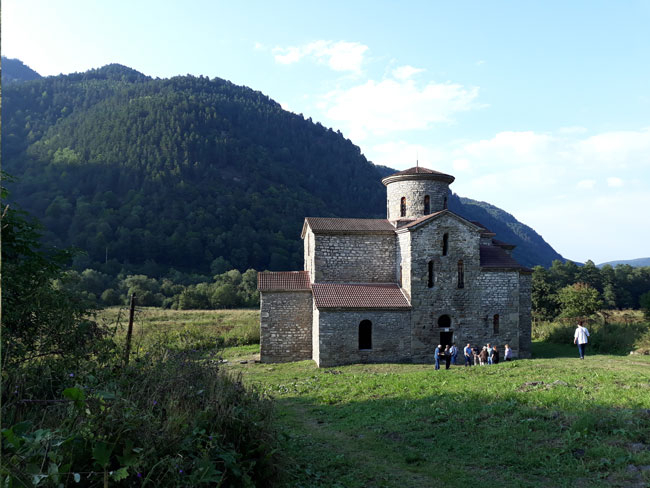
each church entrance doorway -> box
[440,331,453,348]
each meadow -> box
[92,307,650,487]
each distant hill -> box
[1,61,564,276]
[598,257,650,268]
[448,195,564,268]
[1,57,42,83]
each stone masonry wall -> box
[316,310,411,367]
[313,234,396,283]
[397,232,412,300]
[518,273,532,358]
[476,270,521,357]
[304,228,315,282]
[407,214,482,361]
[386,179,450,220]
[260,291,313,363]
[312,302,320,365]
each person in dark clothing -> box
[444,345,451,369]
[492,345,500,364]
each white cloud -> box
[321,77,480,140]
[572,127,650,169]
[272,40,368,73]
[392,65,425,80]
[607,177,624,187]
[369,140,446,167]
[462,131,554,164]
[559,126,588,134]
[452,158,471,172]
[577,179,596,189]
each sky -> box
[3,0,650,264]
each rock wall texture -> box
[386,179,450,220]
[313,234,396,283]
[406,214,483,361]
[316,310,411,367]
[260,291,313,362]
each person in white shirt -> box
[573,321,590,359]
[504,344,513,361]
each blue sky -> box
[3,0,650,264]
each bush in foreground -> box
[2,344,282,486]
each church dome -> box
[382,166,455,221]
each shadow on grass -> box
[273,382,650,488]
[532,341,579,359]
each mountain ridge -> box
[1,57,42,83]
[598,257,650,268]
[1,61,565,275]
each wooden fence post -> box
[124,293,136,366]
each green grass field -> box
[102,308,650,487]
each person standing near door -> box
[450,343,458,365]
[444,345,452,369]
[434,344,441,370]
[464,343,473,366]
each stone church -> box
[258,166,532,367]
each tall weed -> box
[532,312,650,354]
[2,341,282,486]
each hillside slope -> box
[598,257,650,268]
[1,57,42,83]
[2,63,563,274]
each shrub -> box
[2,346,283,486]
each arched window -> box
[399,265,403,287]
[424,195,430,214]
[359,320,372,350]
[427,260,434,288]
[457,260,464,289]
[437,315,451,328]
[443,196,448,209]
[493,314,500,334]
[442,233,449,256]
[400,197,407,217]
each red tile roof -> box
[382,166,455,185]
[492,238,516,250]
[312,283,411,309]
[391,166,451,176]
[480,246,530,271]
[258,271,311,291]
[399,209,482,232]
[304,217,396,234]
[402,210,446,229]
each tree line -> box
[532,259,650,320]
[57,266,260,309]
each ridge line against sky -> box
[3,0,650,264]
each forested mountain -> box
[448,195,564,268]
[2,62,563,277]
[1,57,42,83]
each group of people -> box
[432,320,591,370]
[433,343,513,370]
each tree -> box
[640,291,650,320]
[556,282,603,319]
[532,266,559,320]
[1,177,107,367]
